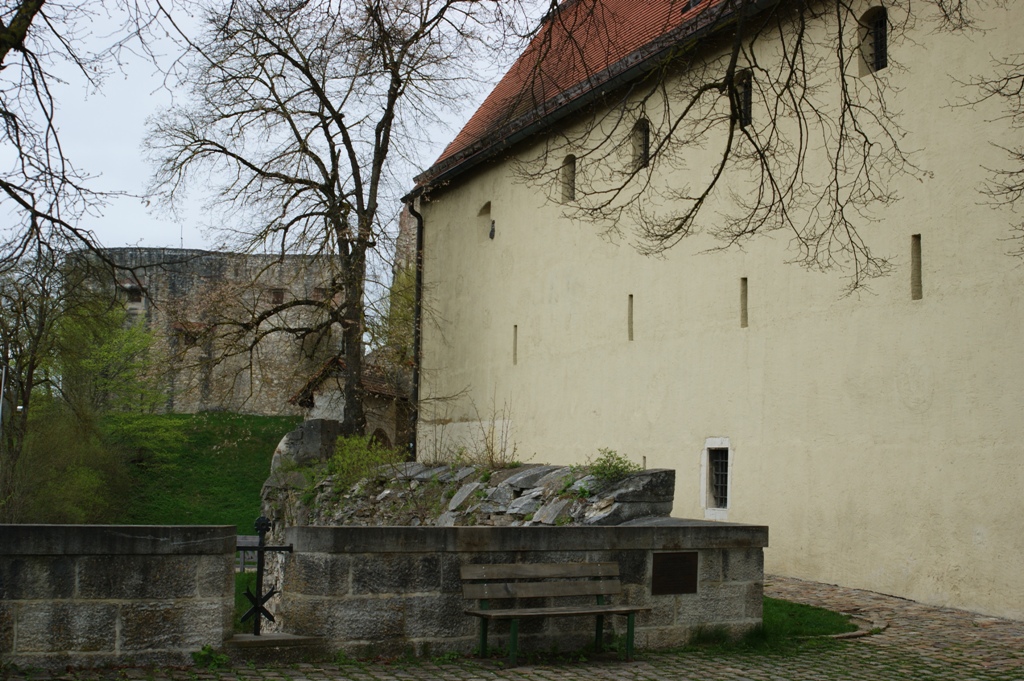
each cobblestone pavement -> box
[6,575,1023,681]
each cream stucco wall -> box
[417,3,1024,619]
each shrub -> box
[327,435,404,490]
[588,448,642,483]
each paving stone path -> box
[6,575,1022,681]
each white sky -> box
[54,55,204,250]
[51,15,509,254]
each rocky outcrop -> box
[262,458,676,529]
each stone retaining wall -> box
[278,520,768,658]
[0,525,236,669]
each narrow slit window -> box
[632,119,650,170]
[911,234,922,300]
[628,294,634,341]
[740,277,748,328]
[561,155,576,202]
[513,325,518,365]
[735,71,753,128]
[862,7,888,73]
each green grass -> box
[682,597,858,654]
[117,412,300,533]
[762,596,858,638]
[234,571,258,633]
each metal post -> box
[253,516,270,635]
[239,515,292,636]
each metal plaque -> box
[651,551,698,595]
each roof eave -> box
[416,0,779,194]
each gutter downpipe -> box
[403,190,426,461]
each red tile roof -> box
[418,0,737,187]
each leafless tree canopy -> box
[0,1,186,271]
[146,0,530,434]
[487,0,1021,292]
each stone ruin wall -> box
[101,248,344,416]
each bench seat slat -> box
[463,579,622,600]
[461,562,620,580]
[465,604,649,619]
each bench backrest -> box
[461,562,622,600]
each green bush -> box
[588,448,642,483]
[326,435,404,490]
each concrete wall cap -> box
[0,525,237,556]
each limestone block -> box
[606,469,676,503]
[320,596,408,640]
[699,549,724,582]
[507,496,542,516]
[351,553,441,594]
[197,555,234,598]
[533,467,573,493]
[501,465,562,490]
[487,465,542,486]
[76,556,197,600]
[640,626,690,650]
[119,600,224,651]
[485,485,514,505]
[448,482,483,511]
[437,466,476,483]
[692,584,749,622]
[583,501,673,525]
[0,601,12,653]
[533,498,571,524]
[720,548,765,582]
[404,594,474,638]
[568,475,606,497]
[640,598,678,627]
[605,550,649,585]
[276,595,324,637]
[413,466,448,482]
[744,582,764,618]
[16,602,117,653]
[435,511,459,527]
[0,557,74,600]
[283,553,350,596]
[439,554,466,593]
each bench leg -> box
[626,613,636,661]
[595,614,604,652]
[478,618,488,657]
[509,619,519,666]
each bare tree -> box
[146,0,528,434]
[961,50,1024,254]
[425,0,1018,292]
[0,1,189,271]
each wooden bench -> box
[461,562,650,665]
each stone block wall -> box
[0,525,236,669]
[277,521,768,658]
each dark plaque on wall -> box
[651,551,698,595]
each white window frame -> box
[700,437,733,521]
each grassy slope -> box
[118,412,300,533]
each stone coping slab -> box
[286,519,769,553]
[0,525,237,556]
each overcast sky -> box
[52,16,502,255]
